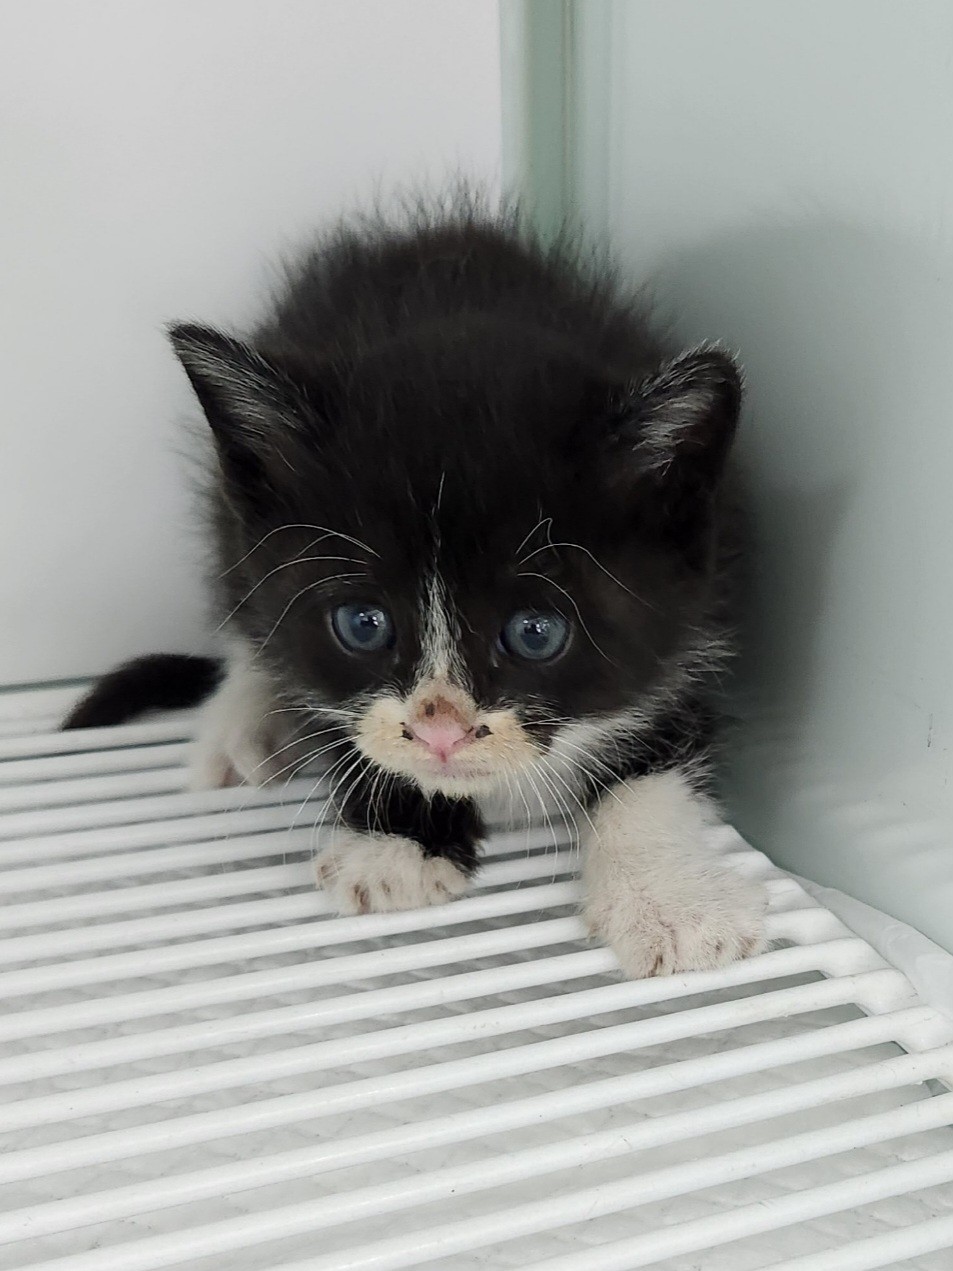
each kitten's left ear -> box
[598,344,743,555]
[619,344,743,491]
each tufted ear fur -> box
[600,344,743,552]
[169,323,316,506]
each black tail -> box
[62,654,223,730]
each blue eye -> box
[331,603,395,654]
[501,611,570,662]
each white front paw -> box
[315,830,471,914]
[582,770,769,979]
[585,864,768,979]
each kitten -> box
[65,201,767,978]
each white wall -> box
[0,0,501,685]
[571,0,953,950]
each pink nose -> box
[410,719,473,764]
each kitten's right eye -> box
[330,603,395,654]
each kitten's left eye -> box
[331,603,395,654]
[500,611,569,662]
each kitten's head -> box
[170,304,741,798]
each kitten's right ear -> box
[168,323,306,491]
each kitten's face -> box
[172,323,740,797]
[220,502,699,796]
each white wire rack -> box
[2,684,953,1271]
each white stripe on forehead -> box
[418,568,466,686]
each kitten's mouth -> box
[416,753,491,779]
[353,683,541,796]
[398,735,503,789]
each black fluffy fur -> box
[63,654,222,730]
[343,773,484,875]
[71,198,743,870]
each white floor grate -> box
[2,685,953,1271]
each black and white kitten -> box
[66,204,766,978]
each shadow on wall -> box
[644,218,953,917]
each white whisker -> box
[245,723,349,780]
[300,747,357,843]
[261,733,351,786]
[216,555,368,633]
[528,761,576,885]
[519,763,560,865]
[253,574,366,655]
[519,538,643,602]
[323,752,374,849]
[221,522,379,576]
[298,700,364,721]
[537,754,598,850]
[365,764,387,834]
[551,745,628,810]
[513,514,553,561]
[222,529,340,579]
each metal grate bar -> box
[0,776,319,840]
[0,874,799,996]
[28,1102,953,1271]
[0,766,189,812]
[0,824,573,896]
[2,962,908,1135]
[2,1029,947,1250]
[0,934,864,1086]
[522,1150,953,1271]
[0,717,191,759]
[0,826,321,891]
[0,741,190,785]
[0,909,877,1047]
[0,802,310,867]
[2,694,952,1270]
[0,971,918,1188]
[765,1213,953,1270]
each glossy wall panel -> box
[567,0,953,949]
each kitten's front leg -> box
[189,648,292,789]
[315,773,482,914]
[583,768,767,979]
